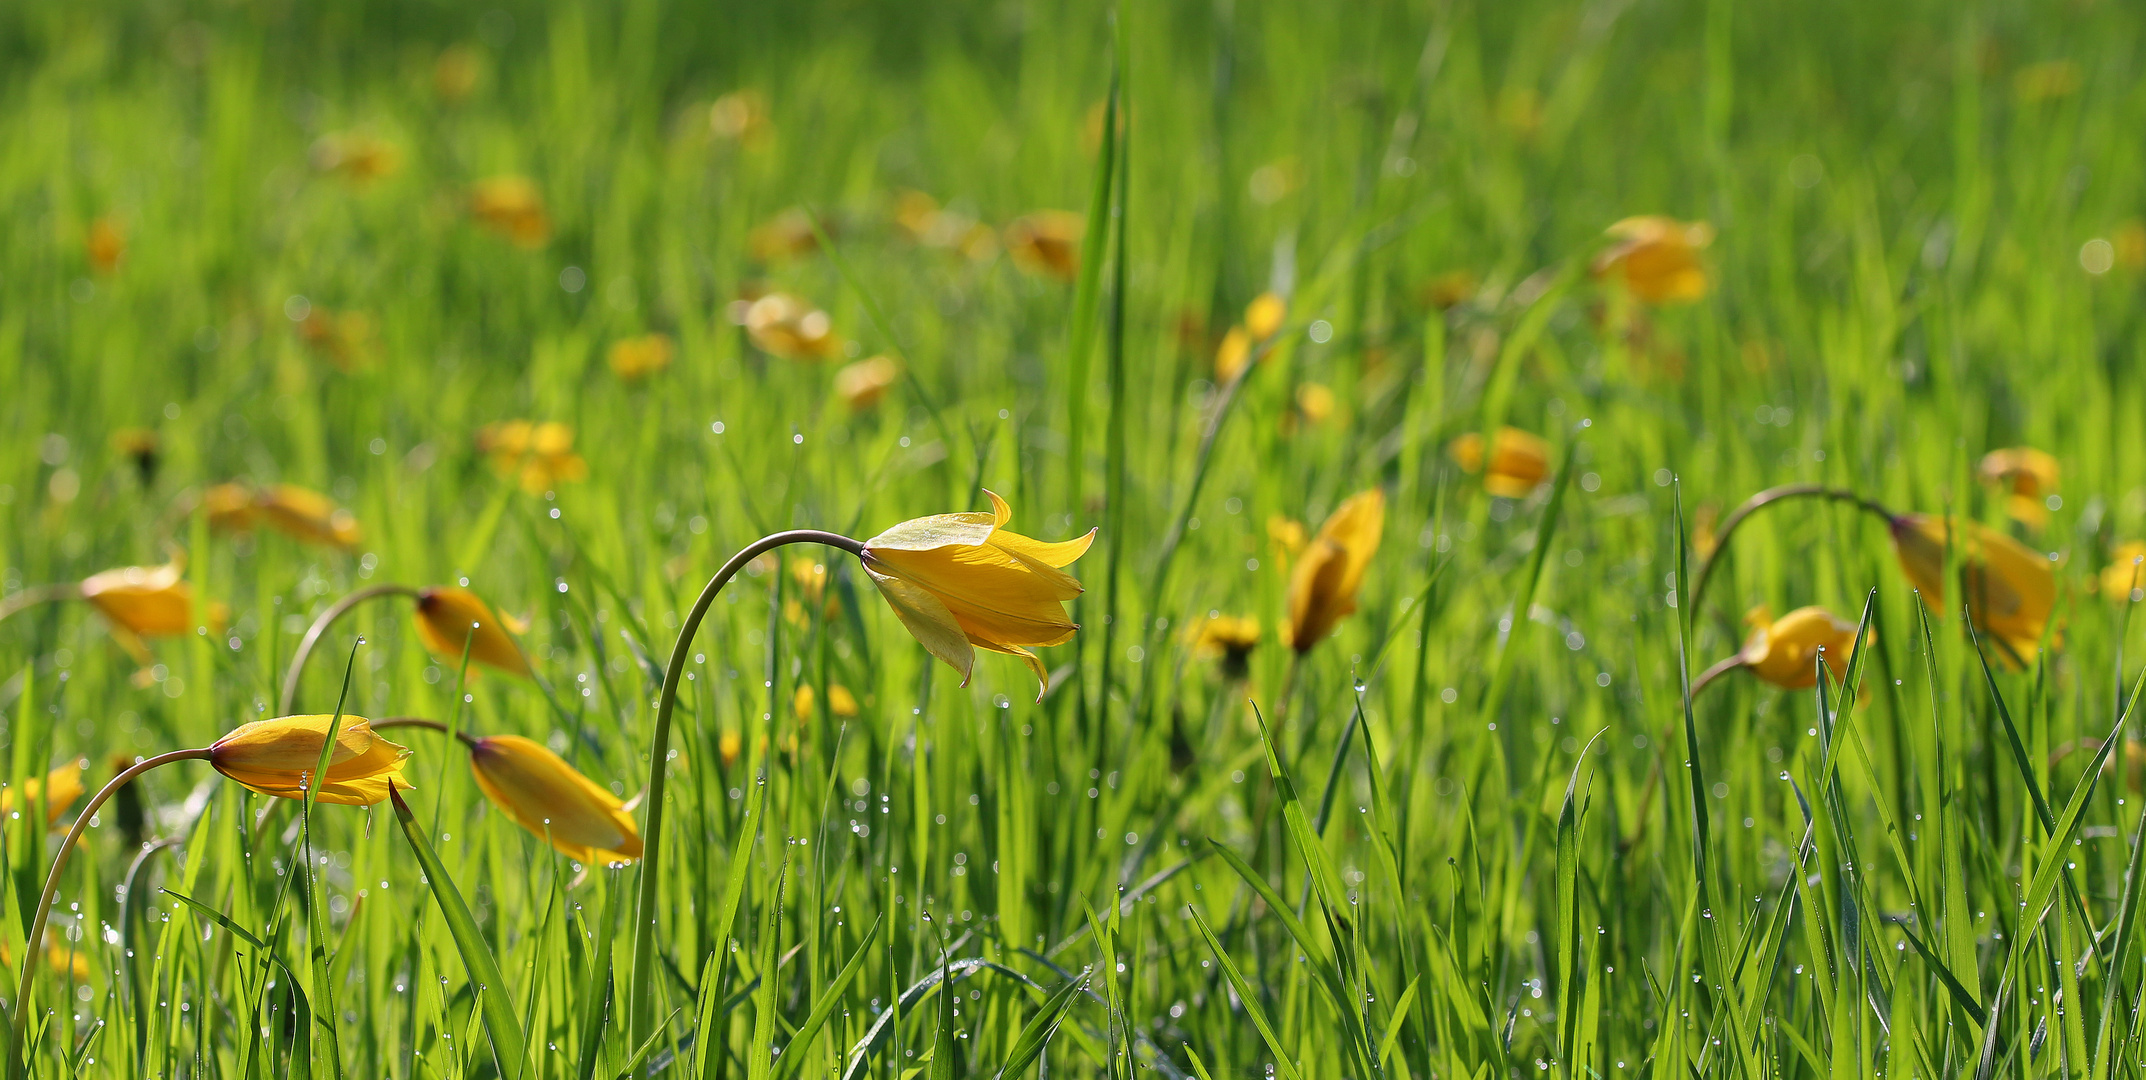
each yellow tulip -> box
[468,176,551,248]
[835,356,902,410]
[308,131,402,182]
[742,292,840,361]
[1737,606,1863,689]
[1191,615,1261,679]
[1448,427,1552,498]
[208,714,411,806]
[2103,542,2146,601]
[255,484,363,548]
[1591,216,1713,304]
[794,683,861,721]
[1214,326,1254,382]
[87,216,125,274]
[607,333,675,381]
[1889,514,2058,665]
[861,491,1094,697]
[413,587,533,678]
[203,481,257,532]
[477,420,589,493]
[433,45,481,102]
[1244,293,1286,341]
[80,562,196,638]
[1977,447,2060,529]
[2,763,86,826]
[1004,211,1083,281]
[465,735,641,864]
[748,208,821,262]
[1285,490,1385,652]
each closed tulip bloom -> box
[80,562,196,637]
[1285,490,1385,652]
[469,176,551,248]
[835,355,902,410]
[256,484,363,548]
[1004,211,1083,281]
[203,482,258,532]
[861,491,1094,697]
[1592,216,1713,304]
[413,587,533,677]
[1978,447,2060,528]
[466,735,641,864]
[743,292,840,361]
[2,762,87,825]
[1890,514,2057,664]
[1448,427,1552,498]
[1738,606,1862,689]
[607,333,675,381]
[1191,615,1261,679]
[209,715,411,805]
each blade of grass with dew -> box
[1188,903,1302,1080]
[387,783,527,1077]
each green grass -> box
[4,0,2146,1076]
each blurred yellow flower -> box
[1421,270,1479,310]
[607,333,675,381]
[2014,59,2081,103]
[861,491,1093,697]
[793,683,861,721]
[1889,514,2058,665]
[466,734,641,864]
[1977,447,2059,529]
[1448,427,1552,498]
[1592,216,1713,304]
[749,208,821,263]
[2115,221,2146,271]
[80,562,195,638]
[209,714,411,806]
[477,420,589,493]
[469,176,551,248]
[1737,605,1863,689]
[2101,542,2146,601]
[835,355,902,410]
[1292,383,1337,427]
[110,428,160,485]
[433,46,482,102]
[413,586,532,678]
[1004,211,1083,281]
[709,89,770,143]
[1190,614,1260,679]
[743,292,839,360]
[1,763,86,826]
[87,217,125,274]
[894,190,997,259]
[1267,516,1308,563]
[202,482,256,533]
[1214,292,1288,381]
[718,730,743,769]
[256,484,364,548]
[296,308,377,372]
[1285,489,1384,652]
[309,132,402,182]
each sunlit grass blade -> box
[387,783,528,1077]
[1188,904,1301,1080]
[993,968,1089,1080]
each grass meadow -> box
[4,0,2146,1076]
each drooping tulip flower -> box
[1889,514,2057,665]
[465,735,641,864]
[860,491,1094,697]
[1191,615,1261,680]
[468,176,551,248]
[1591,216,1713,304]
[1736,605,1864,689]
[1003,211,1083,281]
[1285,489,1385,652]
[835,356,902,410]
[1,763,86,826]
[208,715,412,806]
[1448,427,1552,498]
[608,333,675,381]
[413,586,533,678]
[1977,447,2060,529]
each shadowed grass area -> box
[4,0,2146,1077]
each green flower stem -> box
[0,584,84,626]
[279,584,420,714]
[625,529,864,1046]
[367,716,480,749]
[1688,484,1896,615]
[7,747,212,1060]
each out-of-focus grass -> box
[4,0,2146,1076]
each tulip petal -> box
[863,512,996,552]
[973,640,1050,701]
[864,565,975,683]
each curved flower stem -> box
[626,529,864,1042]
[7,747,212,1054]
[1689,485,1896,616]
[0,584,84,627]
[1689,654,1746,697]
[367,716,480,749]
[280,584,421,714]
